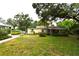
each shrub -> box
[11,30,21,35]
[39,32,46,37]
[52,29,68,36]
[72,28,79,35]
[0,35,11,40]
[52,32,68,36]
[0,29,10,40]
[7,28,11,34]
[72,28,79,39]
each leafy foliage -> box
[7,18,17,29]
[57,19,77,30]
[39,32,46,37]
[32,3,79,23]
[14,12,32,31]
[0,29,10,40]
[29,21,38,28]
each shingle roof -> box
[48,26,66,30]
[0,23,11,27]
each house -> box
[27,25,68,36]
[27,26,47,34]
[47,26,68,36]
[0,22,11,30]
[0,23,11,27]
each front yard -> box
[0,35,79,56]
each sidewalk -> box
[0,35,20,44]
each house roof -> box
[48,26,66,30]
[0,23,11,27]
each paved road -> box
[0,35,20,44]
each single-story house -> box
[27,25,68,36]
[0,23,11,29]
[47,26,68,36]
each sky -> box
[0,0,39,21]
[0,0,78,21]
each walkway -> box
[0,35,20,44]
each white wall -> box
[27,28,42,34]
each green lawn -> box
[0,35,79,56]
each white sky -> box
[0,0,39,21]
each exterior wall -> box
[27,26,47,34]
[27,28,42,34]
[34,29,42,33]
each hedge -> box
[0,29,11,40]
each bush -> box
[39,32,46,37]
[0,35,11,40]
[72,28,79,39]
[52,33,68,36]
[0,29,10,40]
[52,29,68,36]
[7,28,11,34]
[11,30,21,35]
[72,28,79,35]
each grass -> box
[0,35,79,56]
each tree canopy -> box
[57,19,77,30]
[7,12,32,32]
[14,12,32,31]
[7,18,17,29]
[32,3,79,23]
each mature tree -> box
[14,13,32,32]
[32,3,67,21]
[7,18,17,29]
[29,21,38,28]
[32,3,79,24]
[37,19,49,26]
